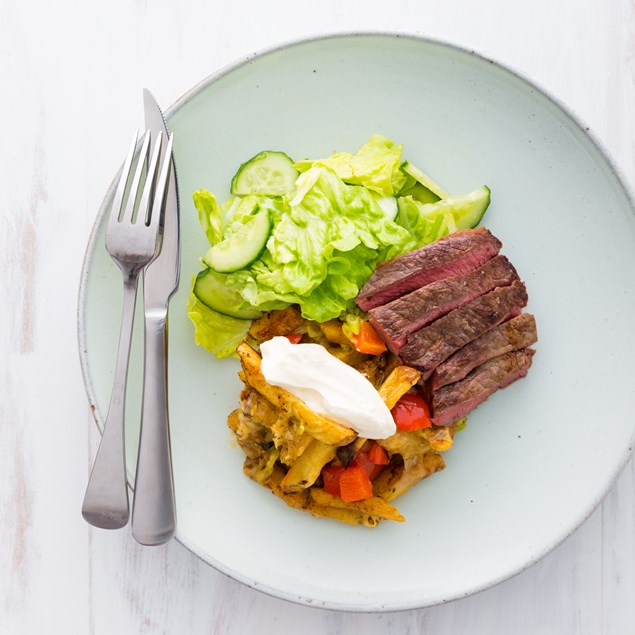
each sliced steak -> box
[356,228,502,310]
[399,280,528,379]
[369,255,519,353]
[430,348,535,426]
[431,313,538,389]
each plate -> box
[78,33,635,611]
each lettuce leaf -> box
[195,192,290,249]
[221,166,413,322]
[396,195,456,245]
[187,291,250,358]
[293,134,406,196]
[294,152,355,179]
[193,189,222,245]
[348,134,407,195]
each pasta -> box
[226,310,458,526]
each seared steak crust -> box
[356,228,502,310]
[369,255,519,353]
[431,348,535,426]
[431,313,538,389]
[399,280,528,379]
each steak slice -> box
[356,228,502,311]
[399,280,528,380]
[430,348,535,426]
[369,255,519,354]
[431,313,538,389]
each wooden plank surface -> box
[1,0,634,633]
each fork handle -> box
[82,274,138,529]
[131,310,176,546]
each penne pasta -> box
[264,467,398,527]
[280,439,337,492]
[237,342,357,447]
[377,365,422,410]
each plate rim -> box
[76,30,635,612]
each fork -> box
[82,130,173,529]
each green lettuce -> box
[192,189,222,245]
[294,134,407,196]
[187,291,250,358]
[397,195,457,245]
[218,166,413,322]
[189,134,490,356]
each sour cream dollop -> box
[260,336,396,439]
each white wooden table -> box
[2,1,634,633]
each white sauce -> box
[260,336,396,439]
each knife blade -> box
[131,89,180,546]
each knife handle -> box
[131,311,176,545]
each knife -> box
[131,89,180,545]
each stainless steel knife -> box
[131,89,180,545]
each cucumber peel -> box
[401,161,449,200]
[193,269,263,320]
[421,185,491,230]
[203,209,272,273]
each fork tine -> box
[148,133,174,233]
[137,131,163,229]
[120,130,152,224]
[108,130,139,231]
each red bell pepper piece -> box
[391,392,433,431]
[339,465,373,502]
[322,465,345,497]
[367,441,389,465]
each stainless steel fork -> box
[82,130,173,529]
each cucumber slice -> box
[453,185,491,229]
[203,209,272,273]
[401,162,449,199]
[399,182,441,204]
[230,151,299,196]
[420,185,491,230]
[193,269,263,320]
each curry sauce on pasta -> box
[227,306,458,527]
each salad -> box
[188,134,490,357]
[188,135,492,526]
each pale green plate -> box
[78,33,635,611]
